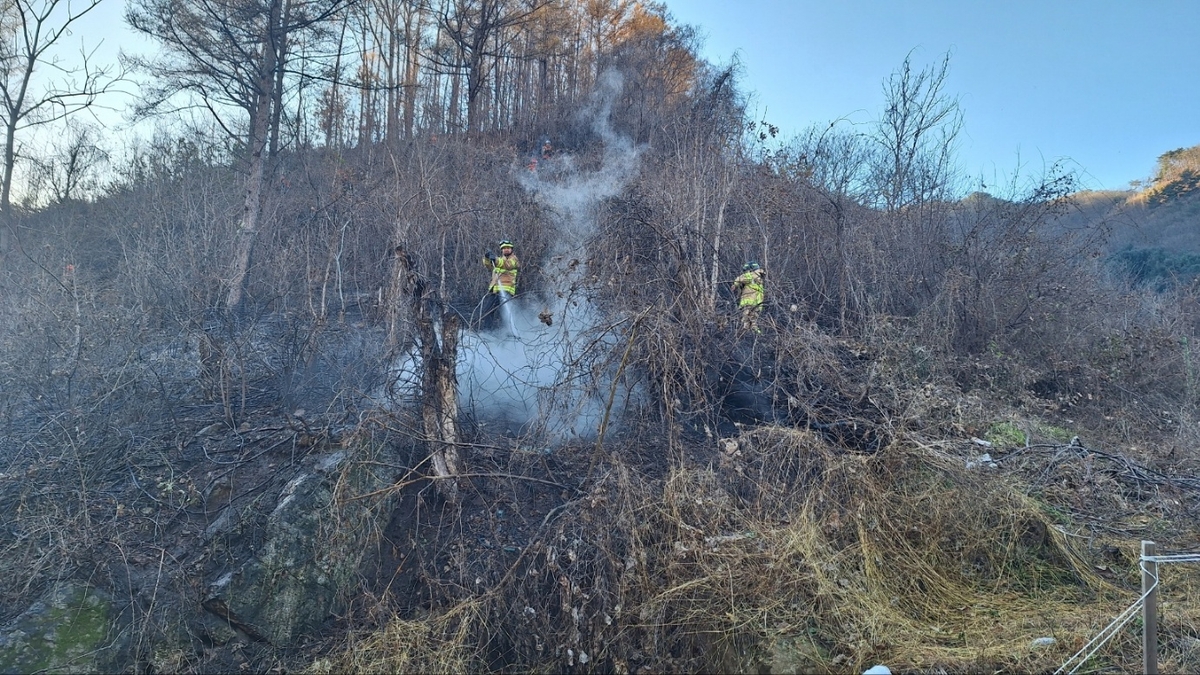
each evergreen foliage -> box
[1114,246,1200,289]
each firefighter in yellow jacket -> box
[732,261,765,332]
[481,240,519,329]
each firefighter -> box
[481,240,520,329]
[485,240,519,294]
[541,138,554,160]
[731,261,765,332]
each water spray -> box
[497,289,521,340]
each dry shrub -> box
[712,429,1129,672]
[316,426,1171,673]
[654,433,1120,671]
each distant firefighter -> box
[732,261,765,332]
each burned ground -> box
[300,326,1200,674]
[5,301,1200,673]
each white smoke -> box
[467,71,645,443]
[386,71,645,445]
[521,71,643,254]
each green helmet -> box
[499,240,514,250]
[743,261,760,271]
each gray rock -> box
[201,447,396,647]
[0,582,116,674]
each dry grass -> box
[311,422,1200,673]
[308,600,485,674]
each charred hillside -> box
[3,65,1200,674]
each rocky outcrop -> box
[199,447,396,647]
[1,435,400,673]
[0,582,116,674]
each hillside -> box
[1071,187,1200,255]
[1053,145,1200,287]
[3,79,1200,674]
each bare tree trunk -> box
[382,0,400,146]
[0,216,9,263]
[402,6,421,138]
[358,22,375,145]
[394,246,461,502]
[0,77,23,263]
[226,85,275,310]
[1,104,18,218]
[422,310,461,501]
[537,54,548,127]
[269,0,294,157]
[447,54,461,132]
[386,244,418,351]
[225,0,284,311]
[706,196,726,314]
[491,49,503,130]
[322,14,346,146]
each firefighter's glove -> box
[486,251,496,263]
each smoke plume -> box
[455,70,645,444]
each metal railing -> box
[1057,540,1200,674]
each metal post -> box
[1143,540,1158,675]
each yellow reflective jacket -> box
[484,252,519,294]
[732,270,765,307]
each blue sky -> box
[664,0,1200,191]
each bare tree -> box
[356,0,428,144]
[780,121,872,328]
[434,0,547,134]
[29,119,108,203]
[391,243,462,502]
[0,0,119,260]
[598,2,698,143]
[127,0,350,311]
[399,0,427,138]
[316,11,351,146]
[869,51,962,212]
[645,66,741,316]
